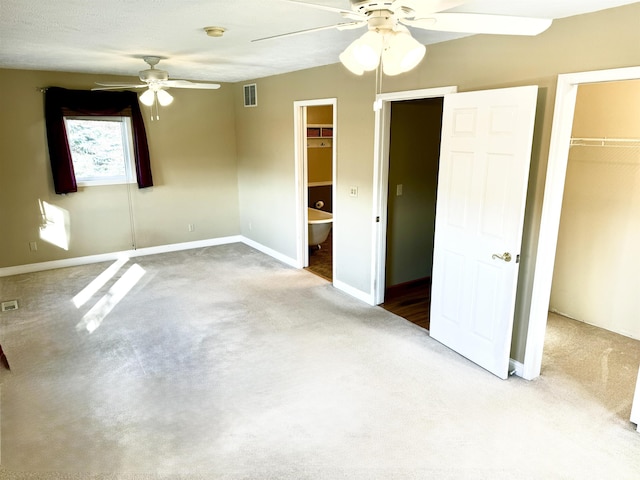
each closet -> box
[550,80,640,339]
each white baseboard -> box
[509,359,525,378]
[0,235,374,309]
[333,279,374,305]
[239,236,299,268]
[0,236,243,277]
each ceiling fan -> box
[256,0,553,76]
[92,56,221,109]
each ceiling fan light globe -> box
[339,44,365,75]
[139,89,156,106]
[381,53,403,76]
[156,89,174,106]
[382,31,426,75]
[400,43,426,71]
[353,31,383,71]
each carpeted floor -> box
[1,243,639,479]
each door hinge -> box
[376,216,380,223]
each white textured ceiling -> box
[0,0,637,83]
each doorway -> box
[524,66,640,380]
[293,98,337,280]
[306,105,334,281]
[550,80,640,339]
[545,79,640,419]
[380,97,443,330]
[374,85,539,380]
[372,87,457,306]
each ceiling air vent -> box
[243,83,257,107]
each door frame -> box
[523,66,640,380]
[372,87,458,305]
[294,98,337,271]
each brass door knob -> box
[492,252,512,262]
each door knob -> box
[492,252,512,262]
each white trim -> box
[0,235,303,277]
[64,116,137,187]
[371,86,458,305]
[0,236,243,277]
[523,66,640,381]
[333,279,374,305]
[293,101,307,269]
[631,367,640,431]
[2,234,386,309]
[240,236,298,268]
[509,359,525,378]
[376,87,458,103]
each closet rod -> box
[570,137,640,147]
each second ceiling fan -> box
[93,56,221,112]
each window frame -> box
[63,115,137,187]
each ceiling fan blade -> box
[280,0,364,21]
[404,13,552,36]
[405,0,468,16]
[91,84,148,91]
[93,82,147,88]
[337,20,367,31]
[252,22,363,42]
[163,80,221,89]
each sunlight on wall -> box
[72,257,130,308]
[76,263,146,334]
[38,200,70,250]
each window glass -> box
[63,116,135,186]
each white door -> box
[430,86,538,379]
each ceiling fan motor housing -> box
[351,1,395,12]
[139,68,169,82]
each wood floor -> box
[381,278,431,331]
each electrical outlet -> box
[188,224,195,232]
[349,186,358,197]
[396,184,403,196]
[29,241,37,251]
[1,300,18,312]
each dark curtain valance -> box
[45,87,153,194]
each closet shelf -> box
[307,124,333,148]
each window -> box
[63,116,136,186]
[45,87,152,194]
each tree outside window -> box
[63,116,136,186]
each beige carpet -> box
[1,243,639,479]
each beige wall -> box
[0,69,239,268]
[550,80,640,339]
[307,105,332,125]
[385,98,442,287]
[234,66,377,291]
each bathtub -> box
[308,207,332,247]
